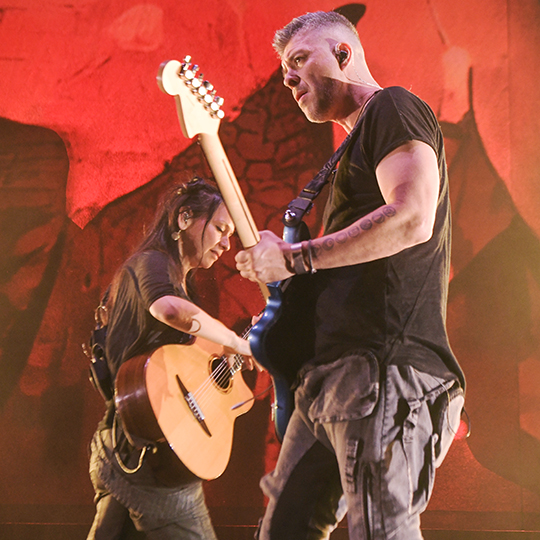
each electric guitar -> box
[158,57,314,441]
[114,338,254,481]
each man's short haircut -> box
[273,11,360,56]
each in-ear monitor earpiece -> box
[335,48,348,64]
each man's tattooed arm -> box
[311,205,397,259]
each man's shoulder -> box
[372,86,437,123]
[377,86,425,105]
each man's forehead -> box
[282,29,319,58]
[281,27,341,62]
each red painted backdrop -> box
[1,0,540,534]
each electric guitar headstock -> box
[157,55,268,288]
[157,56,225,139]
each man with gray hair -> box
[236,10,465,540]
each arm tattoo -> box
[373,212,386,224]
[360,218,373,231]
[189,318,202,334]
[322,238,335,251]
[319,205,397,252]
[362,205,396,230]
[336,231,348,244]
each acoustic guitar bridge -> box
[175,374,212,437]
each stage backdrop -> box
[1,0,539,535]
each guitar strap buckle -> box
[283,196,315,227]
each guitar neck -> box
[199,133,268,300]
[158,58,268,301]
[199,133,259,248]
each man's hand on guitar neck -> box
[235,230,297,284]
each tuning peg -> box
[204,89,216,104]
[194,73,204,85]
[202,82,215,103]
[180,56,192,74]
[210,95,225,119]
[198,80,214,97]
[210,96,222,111]
[184,64,199,80]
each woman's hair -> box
[106,177,223,308]
[137,177,223,263]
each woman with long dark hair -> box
[87,177,252,540]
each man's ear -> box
[334,43,352,68]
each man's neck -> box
[338,87,381,133]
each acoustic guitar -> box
[115,338,254,481]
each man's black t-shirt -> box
[313,86,464,387]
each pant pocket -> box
[402,399,436,514]
[430,383,464,468]
[400,381,465,515]
[303,351,380,424]
[380,396,435,535]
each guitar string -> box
[187,364,237,414]
[196,354,244,403]
[175,319,257,413]
[195,358,235,403]
[185,321,253,407]
[186,354,244,411]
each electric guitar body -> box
[248,276,316,439]
[247,222,318,440]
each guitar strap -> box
[282,110,365,228]
[85,286,114,402]
[85,287,152,473]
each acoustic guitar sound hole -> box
[210,357,232,391]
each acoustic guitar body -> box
[115,339,253,481]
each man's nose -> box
[283,70,299,89]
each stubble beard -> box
[300,77,338,124]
